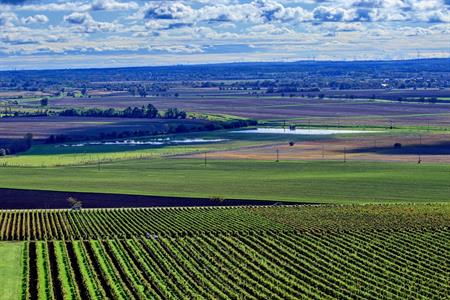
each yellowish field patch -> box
[0,242,24,300]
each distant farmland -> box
[51,92,450,127]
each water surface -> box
[234,128,380,135]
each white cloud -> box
[64,12,91,25]
[21,14,49,24]
[1,0,449,67]
[64,12,118,32]
[16,0,138,12]
[91,0,138,11]
[0,11,18,27]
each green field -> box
[1,158,450,203]
[0,242,24,300]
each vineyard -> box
[0,204,448,299]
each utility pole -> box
[344,147,347,163]
[276,149,279,162]
[204,152,207,167]
[322,145,325,159]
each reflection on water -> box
[59,138,227,147]
[234,128,381,135]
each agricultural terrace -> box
[2,204,448,299]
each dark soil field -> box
[0,116,209,140]
[0,188,296,209]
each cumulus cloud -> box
[64,12,91,25]
[64,12,117,32]
[0,12,18,26]
[313,6,346,22]
[21,14,48,24]
[144,2,194,20]
[1,0,450,67]
[140,0,312,26]
[90,0,138,11]
[1,34,38,45]
[13,0,138,12]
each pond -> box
[233,128,381,135]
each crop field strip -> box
[0,207,289,240]
[4,204,448,299]
[1,204,449,241]
[17,230,450,300]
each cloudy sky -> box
[0,0,449,70]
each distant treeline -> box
[1,59,449,91]
[1,104,188,119]
[59,104,187,119]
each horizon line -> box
[2,57,450,73]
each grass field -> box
[1,158,450,203]
[0,242,24,300]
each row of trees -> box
[59,104,187,119]
[0,133,33,156]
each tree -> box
[138,88,147,98]
[145,104,158,118]
[40,98,49,106]
[132,107,145,118]
[123,107,133,117]
[178,110,187,119]
[23,133,33,148]
[0,148,6,156]
[81,86,88,97]
[164,107,187,119]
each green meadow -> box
[1,159,449,203]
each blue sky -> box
[0,0,449,70]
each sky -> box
[0,0,449,70]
